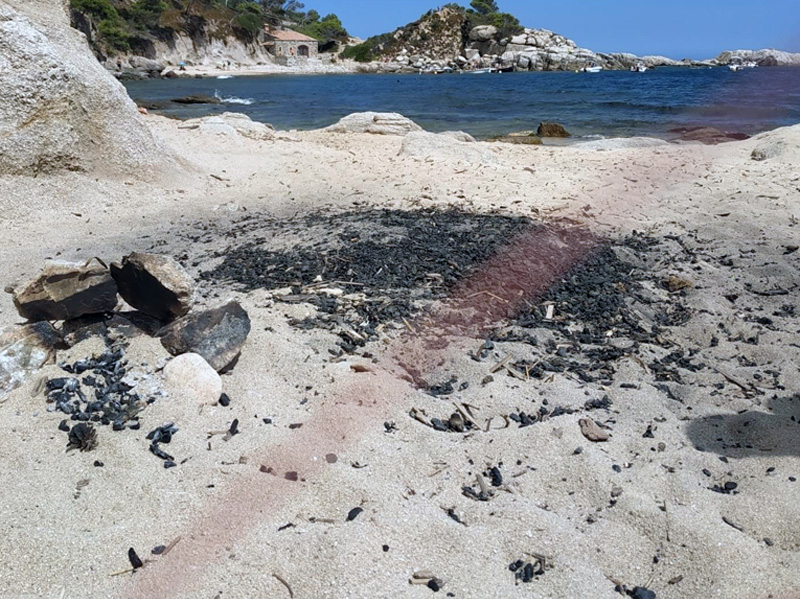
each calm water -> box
[124,67,800,139]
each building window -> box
[297,45,309,57]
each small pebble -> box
[427,579,442,592]
[382,545,389,552]
[151,545,167,555]
[219,393,230,407]
[347,507,364,521]
[128,547,143,570]
[93,461,104,467]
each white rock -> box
[184,112,274,140]
[324,112,423,136]
[163,353,222,405]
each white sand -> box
[1,117,799,599]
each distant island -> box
[68,0,800,77]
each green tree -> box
[129,0,168,29]
[469,0,499,15]
[298,13,348,42]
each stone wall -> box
[272,40,318,59]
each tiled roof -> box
[264,28,317,42]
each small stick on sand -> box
[109,567,135,577]
[273,573,294,598]
[162,536,182,556]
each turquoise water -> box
[124,67,800,139]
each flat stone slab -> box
[13,260,118,322]
[158,300,251,372]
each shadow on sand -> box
[686,394,800,458]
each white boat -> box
[581,64,603,73]
[631,63,648,72]
[729,60,756,71]
[467,67,496,74]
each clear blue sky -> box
[308,1,800,58]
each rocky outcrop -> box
[715,49,800,67]
[324,112,423,136]
[0,0,176,177]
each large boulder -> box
[159,300,251,373]
[13,260,118,322]
[324,112,423,136]
[0,321,62,396]
[469,25,498,42]
[0,0,176,177]
[110,253,194,321]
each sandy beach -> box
[1,107,799,599]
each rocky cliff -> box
[70,2,279,78]
[715,48,800,67]
[0,0,176,177]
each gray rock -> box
[159,300,251,372]
[0,322,62,396]
[0,2,175,177]
[323,112,423,136]
[127,55,165,75]
[13,261,118,322]
[163,353,222,405]
[171,95,221,105]
[110,253,194,321]
[469,25,498,42]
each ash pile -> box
[1,252,251,460]
[183,207,797,422]
[190,208,689,382]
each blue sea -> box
[124,67,800,140]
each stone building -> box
[262,28,318,63]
